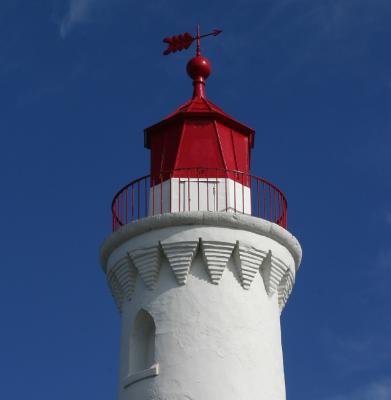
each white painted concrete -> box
[148,178,251,215]
[100,212,302,400]
[101,212,301,269]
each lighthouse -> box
[100,28,302,400]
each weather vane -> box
[163,24,222,56]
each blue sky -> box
[1,0,391,399]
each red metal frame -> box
[111,168,288,231]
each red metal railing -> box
[111,168,287,231]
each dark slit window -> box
[129,309,156,373]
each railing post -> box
[197,168,200,211]
[267,185,270,221]
[160,174,163,214]
[178,175,181,212]
[234,177,236,213]
[285,199,288,228]
[216,168,219,212]
[119,195,121,227]
[248,173,252,216]
[137,181,140,219]
[131,184,134,221]
[152,179,155,216]
[225,176,228,212]
[145,178,148,219]
[279,192,282,226]
[274,189,277,223]
[207,176,209,211]
[242,172,244,214]
[112,203,115,231]
[117,197,120,228]
[188,175,190,211]
[127,187,130,224]
[169,171,172,214]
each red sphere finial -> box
[186,55,211,98]
[186,55,211,81]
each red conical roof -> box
[145,94,254,149]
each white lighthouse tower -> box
[100,28,302,400]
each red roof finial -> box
[196,24,201,56]
[162,26,222,98]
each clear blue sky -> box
[1,1,390,399]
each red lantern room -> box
[111,28,287,231]
[144,54,254,184]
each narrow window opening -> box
[129,309,156,374]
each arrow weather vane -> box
[163,24,222,56]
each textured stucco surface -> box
[100,212,302,400]
[100,211,302,269]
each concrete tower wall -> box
[101,212,302,400]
